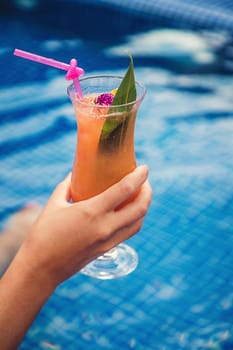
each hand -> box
[0,165,152,350]
[17,165,152,289]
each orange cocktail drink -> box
[68,74,146,279]
[13,48,146,279]
[68,75,146,203]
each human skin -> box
[0,165,152,350]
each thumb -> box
[48,172,72,206]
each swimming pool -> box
[1,1,233,349]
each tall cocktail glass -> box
[68,75,146,279]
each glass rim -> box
[67,74,146,109]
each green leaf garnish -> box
[98,54,137,152]
[110,54,136,111]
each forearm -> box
[0,246,54,350]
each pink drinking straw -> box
[14,48,84,98]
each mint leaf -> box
[99,54,137,152]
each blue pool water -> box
[1,1,233,349]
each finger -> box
[98,217,144,255]
[110,180,152,231]
[100,182,152,251]
[48,172,72,206]
[93,180,152,246]
[113,217,144,245]
[93,165,149,212]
